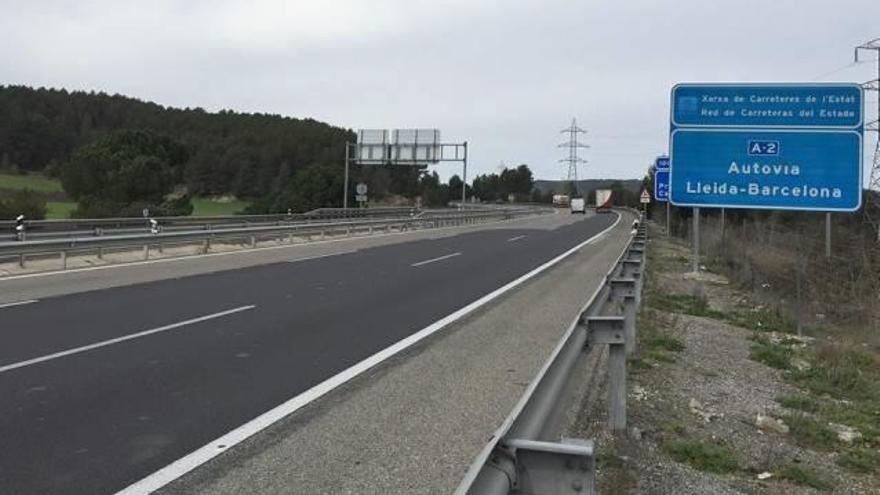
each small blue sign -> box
[654,170,669,202]
[670,83,863,212]
[655,156,670,171]
[748,140,779,156]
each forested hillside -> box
[0,86,545,217]
[0,85,350,200]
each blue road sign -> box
[654,170,669,202]
[670,83,863,211]
[655,156,670,171]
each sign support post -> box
[343,143,350,209]
[666,201,670,236]
[461,141,468,209]
[692,207,700,273]
[825,212,832,258]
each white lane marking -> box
[0,299,38,309]
[410,252,462,267]
[507,235,526,242]
[0,214,548,282]
[115,213,622,495]
[0,305,256,374]
[286,251,355,263]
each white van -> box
[570,197,586,214]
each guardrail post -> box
[19,253,25,268]
[505,438,595,495]
[588,316,627,432]
[609,279,638,355]
[60,250,67,270]
[620,260,642,304]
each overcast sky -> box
[1,0,878,183]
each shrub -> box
[664,440,738,473]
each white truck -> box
[570,197,586,214]
[595,189,613,213]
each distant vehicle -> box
[595,189,613,213]
[570,197,586,214]
[552,194,570,208]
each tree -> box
[270,164,344,212]
[419,171,450,207]
[61,129,190,217]
[448,174,463,198]
[0,189,47,220]
[501,164,534,196]
[0,85,353,203]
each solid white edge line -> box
[0,305,256,374]
[0,299,38,309]
[410,252,462,267]
[507,235,526,242]
[285,251,355,263]
[0,213,548,282]
[115,212,622,495]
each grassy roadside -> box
[593,226,879,494]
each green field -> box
[46,201,78,219]
[0,173,64,193]
[190,198,250,216]
[1,173,250,218]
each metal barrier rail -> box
[456,211,646,495]
[0,208,552,271]
[0,207,420,238]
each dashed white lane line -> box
[0,299,38,309]
[507,235,526,242]
[0,305,256,374]
[410,252,462,267]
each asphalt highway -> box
[0,212,617,494]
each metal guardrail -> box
[0,207,420,240]
[0,207,551,272]
[456,210,647,495]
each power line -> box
[808,59,872,81]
